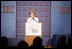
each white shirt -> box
[27,17,39,23]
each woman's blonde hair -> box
[29,10,35,15]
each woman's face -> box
[30,12,34,18]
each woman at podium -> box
[27,10,39,23]
[26,10,42,36]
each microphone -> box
[33,17,34,20]
[33,17,38,23]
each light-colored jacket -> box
[27,17,39,23]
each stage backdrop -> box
[51,1,71,38]
[1,1,16,38]
[16,1,51,46]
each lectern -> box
[25,22,42,46]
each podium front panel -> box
[25,23,42,36]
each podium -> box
[25,22,42,46]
